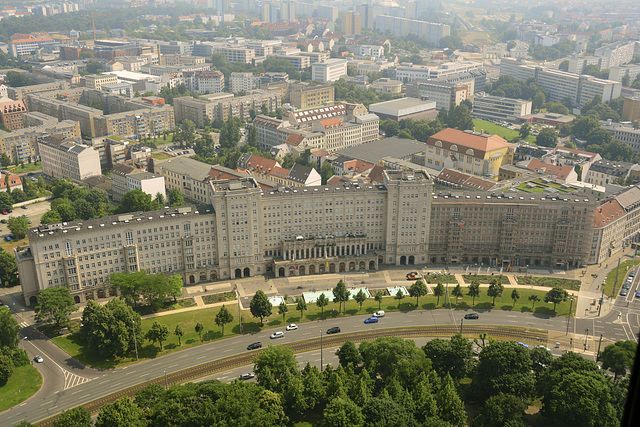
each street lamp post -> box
[460,318,464,335]
[566,296,574,335]
[320,329,323,372]
[164,368,168,390]
[236,286,242,334]
[596,333,604,361]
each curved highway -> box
[2,305,609,426]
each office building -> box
[9,35,55,57]
[406,80,469,111]
[17,170,597,306]
[38,135,101,183]
[222,47,256,64]
[609,64,640,84]
[83,74,119,91]
[184,71,225,94]
[317,5,338,22]
[7,81,70,101]
[375,15,450,43]
[395,61,484,83]
[289,83,335,109]
[472,94,532,122]
[601,121,640,153]
[270,54,310,71]
[369,98,437,121]
[311,59,348,83]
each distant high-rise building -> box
[356,4,374,29]
[340,11,362,35]
[318,5,338,22]
[281,1,296,21]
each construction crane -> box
[90,11,125,41]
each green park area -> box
[472,119,537,143]
[603,259,640,297]
[0,364,42,413]
[516,179,576,194]
[51,284,575,370]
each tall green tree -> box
[599,340,637,380]
[0,306,20,349]
[472,340,534,400]
[422,333,474,380]
[511,289,521,306]
[316,292,329,317]
[332,280,350,314]
[215,305,234,336]
[167,188,184,206]
[7,215,29,240]
[536,127,558,147]
[473,393,527,427]
[278,301,288,322]
[451,284,463,303]
[53,407,92,427]
[81,298,143,358]
[250,290,272,324]
[374,290,384,310]
[95,397,146,427]
[117,189,161,213]
[34,287,77,328]
[337,341,362,367]
[395,289,404,306]
[409,280,428,307]
[437,374,467,426]
[353,289,367,311]
[296,297,307,319]
[0,354,14,385]
[544,286,568,314]
[323,397,364,427]
[468,280,481,306]
[0,251,19,288]
[174,325,184,346]
[253,345,298,393]
[529,294,540,309]
[433,283,445,305]
[487,279,504,306]
[195,322,204,341]
[146,321,169,350]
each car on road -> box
[591,273,598,277]
[535,345,551,352]
[464,313,479,319]
[270,331,284,339]
[326,327,341,334]
[406,271,418,280]
[364,316,379,324]
[286,324,298,331]
[247,342,262,350]
[623,282,631,290]
[1,211,7,215]
[517,342,529,348]
[239,373,255,380]
[21,205,28,209]
[374,310,385,317]
[1,219,6,223]
[34,355,43,363]
[636,290,640,298]
[621,288,629,296]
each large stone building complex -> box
[16,170,598,306]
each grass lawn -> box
[151,152,172,160]
[473,119,536,143]
[516,276,581,291]
[202,291,236,305]
[462,275,509,284]
[0,364,43,413]
[604,260,640,298]
[6,162,43,175]
[516,179,576,194]
[51,287,573,369]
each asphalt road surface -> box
[4,308,586,425]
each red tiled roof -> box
[285,133,305,146]
[9,36,54,44]
[594,199,626,228]
[436,168,496,191]
[526,158,574,180]
[368,165,386,183]
[319,118,342,129]
[427,128,511,159]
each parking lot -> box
[1,199,51,249]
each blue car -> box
[364,316,379,324]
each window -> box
[126,232,133,246]
[64,242,72,256]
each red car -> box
[2,211,7,215]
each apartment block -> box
[311,59,348,83]
[472,94,532,122]
[0,120,80,162]
[340,11,362,36]
[83,74,119,90]
[127,172,166,202]
[375,15,450,43]
[184,70,225,94]
[38,135,101,183]
[153,156,215,204]
[230,72,260,92]
[222,47,256,64]
[601,122,640,153]
[0,99,27,130]
[17,170,596,306]
[406,80,469,111]
[289,83,335,109]
[269,54,310,71]
[7,81,70,101]
[395,61,484,83]
[622,96,640,122]
[500,59,622,108]
[609,64,640,84]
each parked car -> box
[517,342,529,348]
[621,288,628,296]
[374,310,385,317]
[247,342,262,350]
[326,327,341,334]
[630,271,636,277]
[285,324,298,331]
[270,331,284,339]
[239,373,255,380]
[636,291,640,298]
[34,355,43,363]
[406,272,418,280]
[21,205,28,209]
[623,282,631,290]
[535,345,551,352]
[4,236,11,242]
[364,316,379,324]
[464,313,479,319]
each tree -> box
[473,393,527,427]
[487,279,504,306]
[247,125,257,147]
[146,321,169,350]
[0,153,11,167]
[468,280,481,305]
[437,374,467,426]
[362,396,412,426]
[84,60,104,75]
[34,287,77,328]
[117,189,160,213]
[433,283,445,305]
[95,397,146,427]
[519,122,531,139]
[0,354,13,385]
[353,289,367,311]
[53,407,92,427]
[337,341,362,367]
[395,289,404,306]
[536,127,558,147]
[174,325,184,346]
[278,301,288,322]
[0,192,13,211]
[7,215,29,240]
[155,192,165,206]
[511,289,520,306]
[195,322,204,341]
[4,71,30,87]
[0,251,19,288]
[332,280,350,314]
[323,397,364,427]
[409,280,428,307]
[81,298,143,358]
[472,340,534,400]
[558,60,570,71]
[451,284,463,303]
[359,336,431,383]
[0,307,20,349]
[296,297,307,319]
[316,292,329,317]
[320,161,334,185]
[253,345,298,393]
[544,286,568,314]
[532,91,546,111]
[599,340,637,380]
[167,188,185,206]
[374,290,384,310]
[250,290,272,324]
[423,334,474,380]
[219,118,241,149]
[215,305,234,336]
[529,294,540,309]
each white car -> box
[34,355,43,363]
[270,331,284,339]
[374,310,385,317]
[286,324,298,331]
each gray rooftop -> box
[156,156,213,180]
[335,137,427,164]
